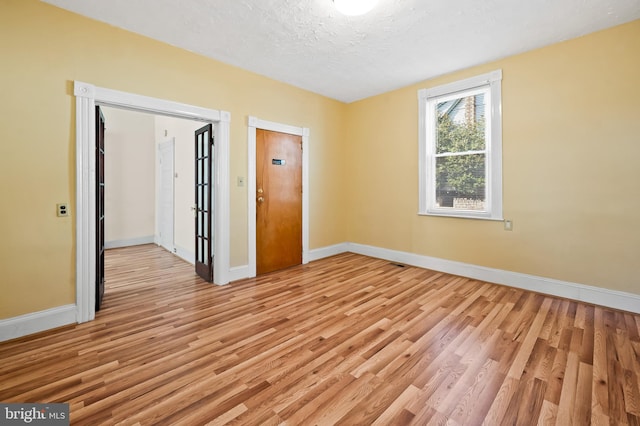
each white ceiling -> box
[43,0,640,103]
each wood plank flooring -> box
[1,244,639,425]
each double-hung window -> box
[418,70,503,220]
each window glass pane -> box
[204,184,207,210]
[204,159,208,185]
[436,93,486,154]
[204,212,208,237]
[435,154,486,210]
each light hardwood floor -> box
[1,244,639,425]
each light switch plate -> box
[504,220,513,231]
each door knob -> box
[257,188,264,194]
[257,197,264,203]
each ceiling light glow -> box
[333,0,378,16]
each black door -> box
[195,124,214,282]
[95,106,106,310]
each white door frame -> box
[74,81,231,323]
[157,138,175,253]
[247,116,309,277]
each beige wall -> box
[101,107,156,244]
[345,19,640,295]
[0,0,347,318]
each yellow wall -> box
[0,0,348,318]
[345,20,640,295]
[1,0,638,320]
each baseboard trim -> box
[0,304,76,342]
[307,243,350,262]
[174,245,195,265]
[105,236,155,249]
[228,243,350,283]
[345,242,640,314]
[229,265,251,283]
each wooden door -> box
[95,106,105,311]
[194,124,214,282]
[256,129,302,274]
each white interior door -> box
[158,138,175,252]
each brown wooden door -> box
[95,106,105,311]
[195,124,214,282]
[256,129,302,274]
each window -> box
[418,70,503,220]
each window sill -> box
[418,211,504,221]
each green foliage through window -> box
[435,103,486,203]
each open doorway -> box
[97,106,206,310]
[74,81,230,323]
[99,107,204,260]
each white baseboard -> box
[345,242,640,314]
[229,265,251,283]
[228,243,350,283]
[307,243,350,262]
[174,245,195,265]
[105,235,155,249]
[0,304,76,342]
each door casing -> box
[74,81,230,324]
[247,116,309,278]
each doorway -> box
[247,117,310,277]
[74,81,231,324]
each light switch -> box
[237,176,245,187]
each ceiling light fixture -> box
[333,0,378,16]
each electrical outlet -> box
[504,220,513,231]
[57,203,69,217]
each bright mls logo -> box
[1,403,69,425]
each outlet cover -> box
[57,203,69,217]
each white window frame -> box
[418,70,503,220]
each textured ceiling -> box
[42,0,640,103]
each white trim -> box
[424,69,503,98]
[0,305,76,342]
[307,243,350,262]
[174,244,195,265]
[346,242,640,314]
[105,236,155,249]
[247,116,310,278]
[229,265,252,282]
[214,111,232,286]
[74,81,231,324]
[418,70,503,220]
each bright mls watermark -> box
[1,404,69,425]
